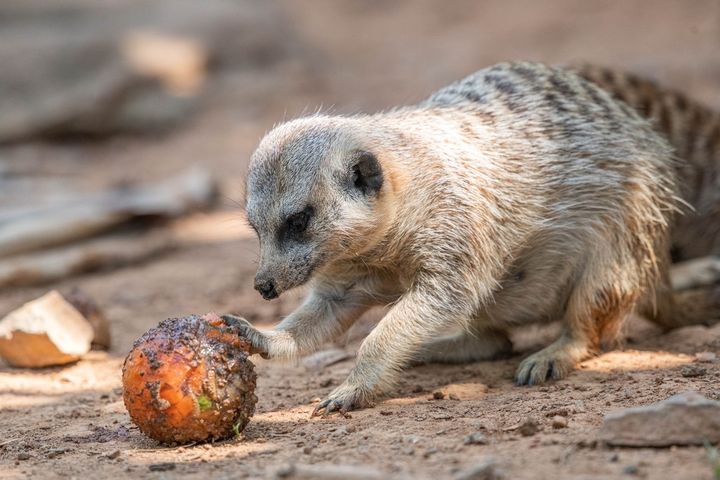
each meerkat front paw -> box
[221,314,297,359]
[311,380,375,417]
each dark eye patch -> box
[280,206,314,241]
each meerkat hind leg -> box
[414,328,512,364]
[515,271,634,385]
[514,332,593,385]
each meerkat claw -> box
[311,399,350,418]
[220,314,269,358]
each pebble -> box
[681,364,707,378]
[463,432,488,445]
[454,457,500,480]
[17,453,30,461]
[106,450,121,460]
[623,464,639,475]
[148,463,176,472]
[431,391,445,400]
[46,448,67,459]
[423,447,438,458]
[519,418,539,437]
[551,416,568,429]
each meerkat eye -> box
[285,206,313,235]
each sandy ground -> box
[2,1,720,479]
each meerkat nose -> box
[255,278,278,300]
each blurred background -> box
[1,0,719,354]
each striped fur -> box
[574,64,720,260]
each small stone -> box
[609,453,619,462]
[319,378,333,388]
[600,391,720,446]
[342,425,356,434]
[695,352,716,363]
[46,448,67,459]
[551,416,568,429]
[448,393,460,401]
[148,463,175,472]
[519,418,539,437]
[302,446,313,454]
[17,453,30,461]
[681,364,707,378]
[623,464,639,475]
[423,447,438,458]
[454,457,500,480]
[106,450,121,460]
[432,391,445,400]
[412,385,424,393]
[403,435,420,444]
[577,438,597,449]
[276,464,295,478]
[463,432,488,445]
[544,408,569,418]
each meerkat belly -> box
[477,240,579,328]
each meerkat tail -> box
[639,255,720,329]
[647,283,720,329]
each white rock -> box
[301,348,354,371]
[599,391,720,447]
[0,291,93,367]
[695,351,717,363]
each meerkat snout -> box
[254,276,278,300]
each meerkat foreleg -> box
[312,282,476,415]
[225,281,373,359]
[413,326,512,364]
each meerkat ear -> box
[351,151,383,196]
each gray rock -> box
[681,364,707,377]
[463,432,488,445]
[600,391,720,447]
[454,458,501,480]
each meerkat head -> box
[244,116,392,300]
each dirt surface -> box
[2,1,720,479]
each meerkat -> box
[229,61,720,415]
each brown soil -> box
[2,1,720,479]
